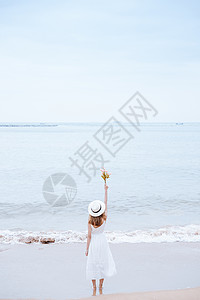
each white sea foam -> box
[0,224,200,244]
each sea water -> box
[0,122,200,243]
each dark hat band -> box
[91,204,101,214]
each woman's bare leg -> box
[99,278,104,294]
[99,278,104,287]
[92,280,96,296]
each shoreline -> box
[0,242,200,299]
[1,223,200,244]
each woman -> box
[85,184,117,296]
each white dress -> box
[86,220,117,280]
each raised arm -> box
[104,183,108,217]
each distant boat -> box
[176,123,184,125]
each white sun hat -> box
[88,200,105,217]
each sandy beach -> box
[80,287,200,300]
[0,242,200,299]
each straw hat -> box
[88,200,105,217]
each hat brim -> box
[88,200,105,217]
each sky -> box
[0,0,199,122]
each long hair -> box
[88,212,107,227]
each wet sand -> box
[80,287,200,300]
[0,242,200,299]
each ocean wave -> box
[0,224,200,244]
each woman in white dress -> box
[85,184,117,295]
